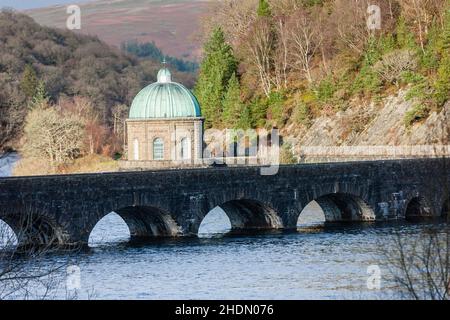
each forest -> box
[0,0,449,174]
[195,0,449,133]
[0,9,196,173]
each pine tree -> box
[194,27,237,129]
[257,0,271,17]
[396,16,416,49]
[20,64,38,100]
[434,10,450,107]
[222,73,245,128]
[236,106,253,130]
[30,81,49,109]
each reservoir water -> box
[0,155,445,299]
[1,203,444,300]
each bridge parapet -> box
[0,158,448,248]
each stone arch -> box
[0,213,64,248]
[0,218,18,247]
[405,196,433,220]
[201,199,283,233]
[89,206,181,242]
[299,193,375,223]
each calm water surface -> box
[0,161,441,299]
[1,205,436,300]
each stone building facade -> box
[122,67,204,169]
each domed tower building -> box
[123,67,204,169]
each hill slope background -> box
[0,10,195,154]
[25,0,211,61]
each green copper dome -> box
[129,68,201,119]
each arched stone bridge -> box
[0,158,449,247]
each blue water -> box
[1,201,440,300]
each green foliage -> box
[315,77,337,103]
[257,0,271,17]
[396,16,416,49]
[420,23,440,70]
[30,81,49,109]
[404,104,430,127]
[294,102,313,128]
[401,71,425,85]
[437,9,450,54]
[280,143,297,164]
[249,98,268,128]
[351,65,382,95]
[121,40,198,73]
[434,53,450,107]
[266,91,286,127]
[223,73,244,128]
[194,27,237,128]
[20,64,38,99]
[236,106,253,130]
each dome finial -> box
[157,61,172,83]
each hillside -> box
[25,0,211,61]
[195,0,449,158]
[0,10,194,153]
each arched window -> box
[153,138,164,160]
[180,137,189,160]
[133,138,139,161]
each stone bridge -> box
[0,158,449,247]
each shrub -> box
[373,49,417,85]
[280,143,297,164]
[294,102,313,128]
[404,104,430,127]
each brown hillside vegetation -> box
[26,0,211,61]
[0,10,193,154]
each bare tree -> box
[383,103,450,300]
[274,16,290,90]
[331,0,372,56]
[288,8,322,84]
[0,210,74,300]
[247,18,276,96]
[398,0,447,52]
[22,101,85,169]
[202,0,258,48]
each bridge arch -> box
[88,206,181,243]
[404,196,433,220]
[0,219,18,248]
[199,199,283,235]
[297,193,375,224]
[0,212,65,248]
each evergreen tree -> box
[30,81,49,109]
[236,106,253,130]
[257,0,271,17]
[396,16,416,49]
[434,11,450,106]
[194,27,237,128]
[222,73,244,128]
[20,64,38,100]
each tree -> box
[19,65,38,100]
[288,8,322,83]
[236,106,253,130]
[22,102,85,169]
[257,0,271,17]
[246,18,276,96]
[194,27,237,128]
[222,73,247,128]
[30,81,49,109]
